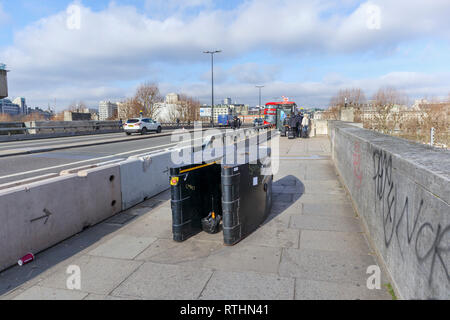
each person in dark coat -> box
[296,113,303,137]
[283,114,290,136]
[232,116,238,130]
[289,113,297,137]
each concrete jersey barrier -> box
[0,163,122,271]
[120,151,172,210]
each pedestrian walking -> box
[302,114,310,138]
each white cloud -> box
[164,71,450,108]
[1,0,450,108]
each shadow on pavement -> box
[0,194,171,297]
[262,174,304,226]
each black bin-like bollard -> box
[170,144,273,245]
[221,150,273,245]
[170,162,222,242]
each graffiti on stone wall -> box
[372,148,449,286]
[352,141,363,188]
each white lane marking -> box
[0,129,179,150]
[0,128,259,181]
[0,140,181,180]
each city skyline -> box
[1,0,450,110]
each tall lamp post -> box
[203,50,221,126]
[256,85,264,119]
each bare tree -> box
[326,88,367,121]
[177,94,201,122]
[67,101,88,112]
[372,87,407,134]
[419,99,449,147]
[20,113,46,121]
[118,97,142,120]
[322,105,340,120]
[134,82,163,119]
[0,113,12,122]
[106,108,119,121]
[331,88,367,108]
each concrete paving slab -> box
[121,216,173,239]
[135,238,223,267]
[279,248,379,283]
[262,212,294,228]
[304,163,337,181]
[143,205,173,221]
[302,180,346,195]
[13,285,88,300]
[199,271,295,300]
[273,175,301,186]
[83,293,140,300]
[272,184,304,194]
[296,193,352,204]
[290,215,362,232]
[239,226,300,249]
[203,244,282,274]
[0,222,121,296]
[38,255,143,295]
[300,230,370,255]
[301,202,356,217]
[295,278,392,300]
[111,262,213,300]
[88,234,157,260]
[193,230,224,243]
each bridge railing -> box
[0,120,254,136]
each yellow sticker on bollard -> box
[170,177,179,186]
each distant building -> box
[0,99,21,116]
[223,98,232,105]
[0,63,8,99]
[13,97,27,114]
[157,94,182,122]
[204,103,250,121]
[64,111,91,121]
[99,101,118,120]
[165,93,179,104]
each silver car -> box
[123,118,162,135]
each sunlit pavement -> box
[0,136,393,300]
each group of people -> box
[284,112,310,138]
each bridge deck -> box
[0,136,393,300]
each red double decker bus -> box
[264,97,298,134]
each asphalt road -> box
[0,131,199,185]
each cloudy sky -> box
[0,0,449,110]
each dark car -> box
[253,118,264,126]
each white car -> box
[123,118,162,135]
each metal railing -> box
[0,120,257,136]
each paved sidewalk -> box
[0,136,393,300]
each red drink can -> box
[18,253,34,266]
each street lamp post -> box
[203,50,221,127]
[256,85,264,119]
